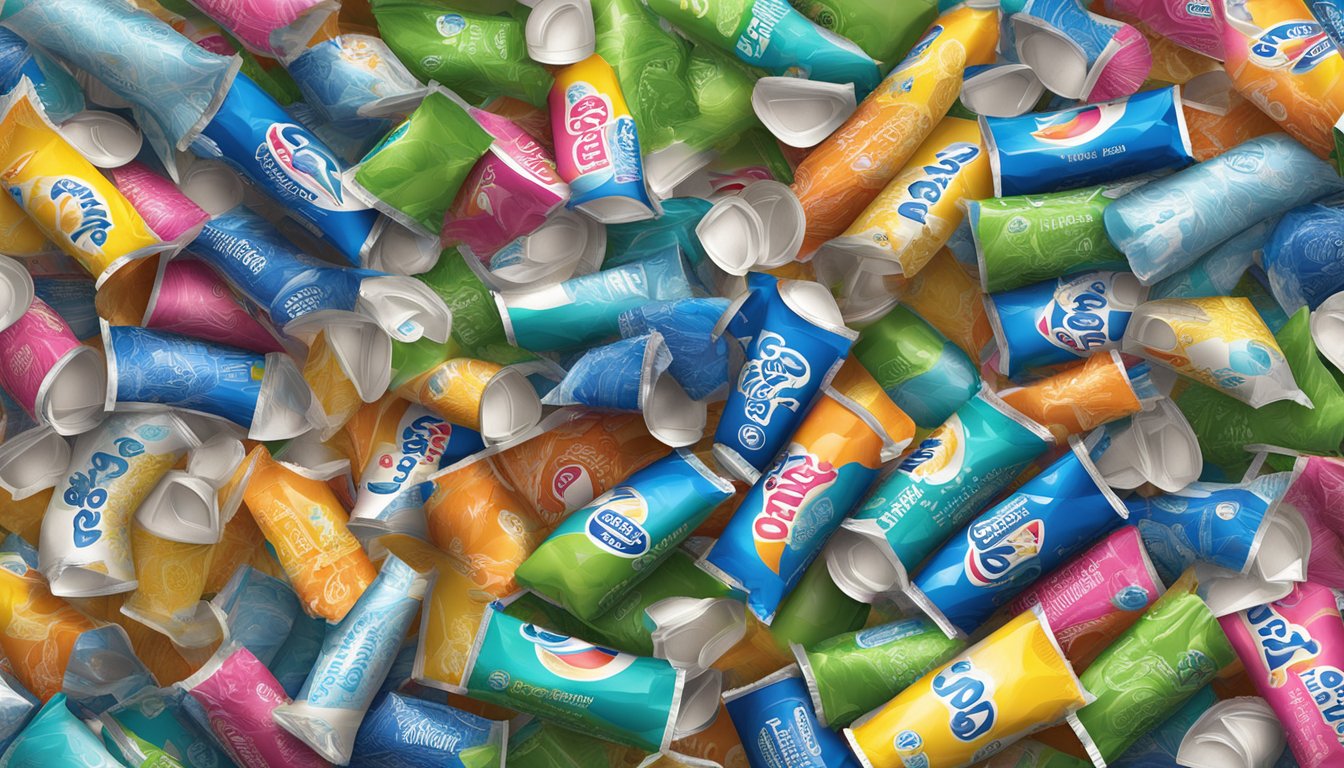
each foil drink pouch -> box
[103,324,312,441]
[845,607,1090,768]
[820,115,992,279]
[768,552,873,653]
[790,1,1000,257]
[107,162,210,244]
[1149,215,1278,301]
[982,86,1193,198]
[1223,0,1344,158]
[1264,203,1344,313]
[193,73,378,265]
[346,398,482,539]
[895,247,996,361]
[852,304,981,430]
[794,617,967,727]
[827,389,1054,604]
[0,82,164,287]
[704,390,901,624]
[459,609,689,752]
[272,555,429,764]
[967,185,1130,295]
[414,251,508,352]
[496,247,693,352]
[422,453,547,600]
[370,0,552,106]
[242,446,378,623]
[394,357,542,445]
[38,411,199,599]
[907,433,1130,639]
[641,0,881,95]
[617,298,732,402]
[1177,308,1344,474]
[143,259,286,354]
[1105,0,1224,59]
[516,449,734,621]
[988,270,1147,378]
[0,27,83,125]
[999,352,1151,442]
[120,525,218,649]
[1124,296,1312,408]
[549,53,656,224]
[442,108,570,259]
[1068,570,1237,766]
[0,297,105,436]
[791,0,940,65]
[712,279,857,483]
[180,646,329,768]
[0,552,99,701]
[2,693,124,768]
[1005,525,1163,671]
[0,0,238,175]
[1012,0,1153,103]
[1220,581,1344,768]
[722,665,860,768]
[350,91,495,236]
[1106,134,1344,286]
[170,0,334,58]
[1125,472,1292,581]
[349,692,506,768]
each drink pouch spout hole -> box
[645,142,713,201]
[750,77,856,149]
[740,180,805,269]
[0,425,69,499]
[187,435,246,489]
[525,0,596,66]
[179,160,244,217]
[479,366,544,445]
[961,65,1046,118]
[696,197,764,277]
[778,278,850,335]
[366,220,441,277]
[672,668,724,742]
[644,372,706,448]
[1013,15,1090,100]
[823,529,904,604]
[0,255,34,333]
[42,346,106,437]
[322,319,393,404]
[648,597,746,673]
[135,470,221,545]
[1252,505,1310,584]
[1193,562,1293,618]
[357,276,452,344]
[59,110,142,169]
[1176,698,1286,768]
[251,352,316,442]
[1310,291,1344,375]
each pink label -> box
[186,647,330,768]
[550,82,616,183]
[190,0,328,55]
[109,162,210,243]
[0,298,81,416]
[1007,526,1160,667]
[1285,457,1344,589]
[1108,0,1223,60]
[147,260,284,353]
[1221,582,1344,768]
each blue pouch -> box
[983,86,1192,197]
[2,693,124,768]
[1264,204,1344,314]
[271,611,330,699]
[32,276,98,341]
[726,0,881,97]
[1125,472,1292,583]
[618,298,731,401]
[350,692,505,768]
[908,432,1128,638]
[988,270,1146,377]
[211,564,303,667]
[542,333,670,412]
[194,73,379,265]
[0,27,82,124]
[604,197,712,271]
[105,325,265,429]
[0,532,37,569]
[722,665,859,768]
[1150,216,1279,301]
[0,669,37,757]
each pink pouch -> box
[442,109,570,259]
[188,0,334,57]
[1007,526,1165,669]
[0,297,81,417]
[1103,0,1224,60]
[1220,582,1344,768]
[109,161,211,243]
[183,646,331,768]
[1283,456,1344,589]
[145,259,285,354]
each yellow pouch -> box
[121,523,219,649]
[0,552,100,700]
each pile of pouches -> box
[5,0,1344,766]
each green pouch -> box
[353,92,495,235]
[415,249,507,351]
[372,0,553,106]
[767,555,870,651]
[506,718,638,768]
[790,0,937,66]
[592,0,698,155]
[675,43,761,154]
[1178,308,1344,476]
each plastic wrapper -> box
[107,161,211,244]
[998,352,1150,442]
[350,692,506,768]
[1149,215,1277,301]
[0,297,106,437]
[791,0,939,64]
[895,247,996,360]
[1104,0,1223,59]
[0,27,83,125]
[617,298,731,402]
[1263,203,1344,314]
[142,258,286,354]
[722,665,859,768]
[1281,455,1344,588]
[99,686,233,768]
[1,693,124,768]
[0,551,99,701]
[852,304,980,430]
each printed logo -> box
[735,0,789,63]
[891,24,943,78]
[1250,21,1335,73]
[1298,665,1344,740]
[1176,649,1216,688]
[893,143,982,230]
[367,415,454,495]
[1185,0,1213,17]
[1038,274,1124,355]
[563,84,613,175]
[521,624,635,681]
[1030,103,1126,147]
[436,13,466,38]
[257,124,348,210]
[752,450,838,573]
[1243,602,1322,686]
[964,499,1044,588]
[48,178,113,252]
[792,706,822,757]
[552,463,595,508]
[67,436,143,548]
[856,619,926,649]
[932,660,997,742]
[1112,585,1151,611]
[585,486,650,558]
[897,417,965,485]
[737,331,812,435]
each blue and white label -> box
[931,660,997,742]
